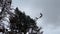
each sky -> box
[12,0,60,34]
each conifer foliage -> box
[0,0,43,34]
[9,7,43,34]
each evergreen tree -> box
[0,0,43,34]
[9,7,43,34]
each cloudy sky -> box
[12,0,60,34]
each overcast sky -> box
[12,0,60,34]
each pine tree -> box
[9,7,43,34]
[0,0,43,34]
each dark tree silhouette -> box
[9,7,43,34]
[0,0,43,34]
